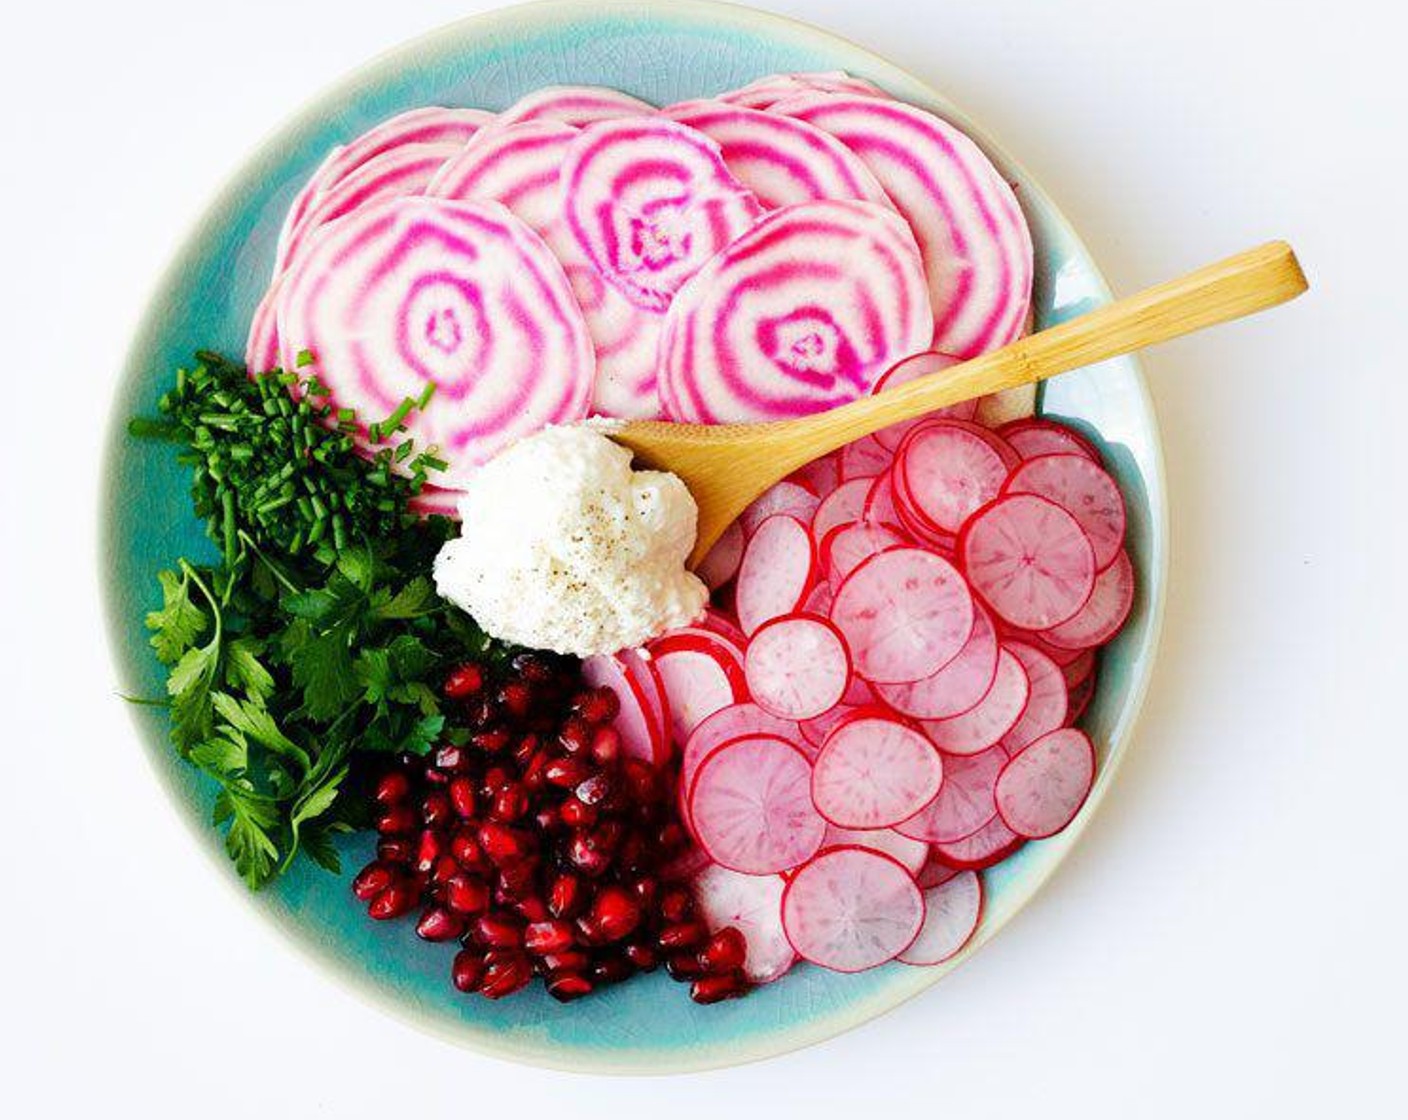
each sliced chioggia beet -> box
[658,200,933,423]
[276,196,593,487]
[781,846,924,971]
[716,71,891,109]
[563,117,761,312]
[496,85,656,128]
[773,93,1033,358]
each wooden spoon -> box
[613,241,1307,566]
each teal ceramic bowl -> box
[102,0,1167,1074]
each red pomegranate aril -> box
[377,836,414,864]
[376,804,417,835]
[491,784,530,823]
[691,972,748,1005]
[523,750,552,792]
[467,696,499,728]
[513,653,556,684]
[478,951,532,999]
[534,804,561,831]
[545,756,592,788]
[434,744,468,773]
[559,797,596,829]
[497,859,540,897]
[548,873,586,919]
[658,920,707,952]
[368,883,417,920]
[512,733,541,768]
[542,949,592,973]
[659,886,694,924]
[524,919,576,956]
[665,952,705,981]
[499,681,533,719]
[451,949,486,993]
[482,766,512,794]
[474,912,525,949]
[567,832,612,877]
[449,829,485,870]
[416,905,466,942]
[448,777,477,819]
[515,896,550,924]
[615,831,646,873]
[589,885,643,942]
[630,875,659,913]
[444,874,490,915]
[574,686,621,726]
[590,726,622,765]
[558,717,593,755]
[656,822,687,854]
[700,927,748,973]
[430,854,462,885]
[624,942,659,971]
[478,823,533,865]
[422,766,449,786]
[352,861,394,901]
[575,773,613,807]
[421,791,453,828]
[443,663,485,699]
[373,771,411,805]
[591,956,634,985]
[621,759,657,803]
[545,970,594,1002]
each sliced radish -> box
[842,674,877,707]
[812,715,944,828]
[716,71,890,109]
[915,858,960,889]
[800,581,835,617]
[830,549,973,684]
[698,607,749,647]
[775,93,1032,357]
[740,480,821,538]
[658,200,932,423]
[563,117,760,312]
[995,728,1096,838]
[923,646,1031,754]
[690,736,827,874]
[864,472,903,528]
[959,494,1096,630]
[895,744,1005,843]
[681,703,802,812]
[745,615,852,720]
[1005,454,1126,570]
[811,477,874,542]
[277,197,593,486]
[840,433,893,480]
[931,814,1023,870]
[790,451,842,496]
[735,515,816,635]
[496,85,655,127]
[691,863,796,983]
[781,846,924,972]
[696,520,745,590]
[874,605,999,720]
[1000,417,1100,462]
[822,826,929,874]
[871,350,975,450]
[1000,641,1069,753]
[799,703,860,751]
[618,647,670,760]
[1061,647,1098,689]
[898,870,982,966]
[1067,671,1097,725]
[647,628,749,746]
[896,419,1013,535]
[580,653,665,765]
[822,520,910,586]
[1042,549,1135,649]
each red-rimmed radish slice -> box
[800,581,834,618]
[691,863,796,983]
[923,646,1030,754]
[1005,454,1126,570]
[775,94,1033,358]
[1000,417,1100,462]
[892,472,958,552]
[581,653,667,765]
[664,100,890,209]
[245,279,284,374]
[496,85,655,128]
[812,477,874,542]
[875,605,999,720]
[790,451,841,496]
[1066,671,1097,725]
[871,350,975,451]
[690,736,826,874]
[406,482,465,519]
[277,197,593,486]
[830,549,973,684]
[895,744,1004,843]
[426,120,661,420]
[995,728,1095,838]
[840,433,893,480]
[312,107,492,198]
[746,615,852,720]
[896,419,1014,535]
[915,858,960,889]
[898,870,982,965]
[822,826,928,875]
[696,520,745,590]
[959,494,1096,630]
[1042,549,1135,649]
[618,646,670,759]
[996,623,1086,667]
[864,472,904,528]
[741,480,821,538]
[681,704,802,813]
[813,715,944,828]
[658,200,932,423]
[275,142,462,274]
[647,628,749,746]
[821,520,910,586]
[1000,641,1069,753]
[563,117,760,312]
[799,703,859,751]
[735,515,816,635]
[781,846,924,972]
[1061,647,1098,689]
[717,71,890,109]
[842,674,877,707]
[698,607,749,647]
[931,814,1023,870]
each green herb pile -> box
[130,351,506,889]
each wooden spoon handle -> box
[827,240,1308,439]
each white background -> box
[2,0,1403,1115]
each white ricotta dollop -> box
[433,425,709,657]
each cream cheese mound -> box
[433,425,709,657]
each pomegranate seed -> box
[591,956,634,985]
[472,729,511,753]
[545,971,594,1002]
[414,829,444,874]
[490,784,530,823]
[567,831,611,878]
[421,791,453,828]
[524,919,576,956]
[533,804,561,831]
[373,772,411,805]
[451,949,485,993]
[416,906,466,942]
[376,805,417,835]
[658,920,707,952]
[449,829,485,870]
[574,773,612,806]
[522,751,550,792]
[430,855,462,885]
[352,861,394,901]
[548,873,585,919]
[631,875,659,913]
[590,726,622,765]
[574,687,620,725]
[621,759,657,802]
[481,766,511,795]
[513,653,556,683]
[478,823,532,865]
[542,949,591,974]
[558,717,593,755]
[515,896,549,924]
[691,972,748,1004]
[511,733,541,768]
[589,885,642,942]
[368,883,416,920]
[499,681,533,718]
[665,952,705,980]
[474,912,524,949]
[700,927,748,973]
[624,942,659,971]
[656,821,687,853]
[377,836,414,864]
[467,696,499,727]
[659,886,693,924]
[422,766,449,786]
[478,951,532,999]
[444,663,485,699]
[544,757,592,788]
[558,797,596,829]
[444,874,490,915]
[434,744,468,773]
[615,831,646,872]
[448,777,477,819]
[497,860,539,898]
